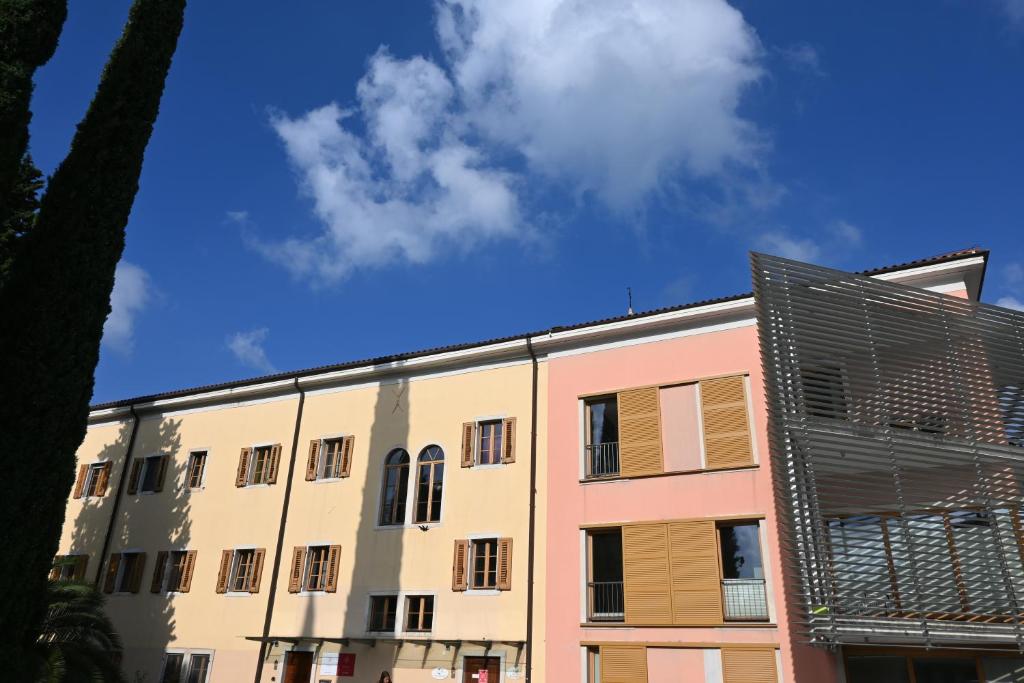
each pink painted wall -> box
[544,323,837,683]
[659,383,703,472]
[647,647,704,683]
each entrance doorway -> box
[463,657,500,683]
[283,651,314,683]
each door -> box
[283,651,314,683]
[463,657,500,683]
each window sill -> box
[580,621,777,628]
[241,483,272,489]
[579,464,759,485]
[375,522,443,531]
[470,463,506,471]
[466,589,501,596]
[296,591,332,597]
[310,477,344,485]
[224,591,254,598]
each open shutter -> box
[96,462,112,496]
[618,387,664,477]
[267,445,282,484]
[497,538,513,590]
[73,465,88,499]
[501,417,517,464]
[722,648,778,683]
[305,440,320,481]
[180,551,197,592]
[340,435,354,477]
[452,539,469,591]
[599,645,648,683]
[325,545,342,593]
[49,556,63,581]
[249,548,266,593]
[73,555,89,581]
[129,553,147,593]
[216,550,232,593]
[103,554,121,593]
[288,547,306,593]
[235,448,251,487]
[623,523,673,625]
[669,520,723,625]
[153,455,169,493]
[461,422,475,467]
[700,375,754,469]
[126,459,143,495]
[151,551,168,593]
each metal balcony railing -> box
[587,581,625,621]
[722,579,769,622]
[585,442,620,478]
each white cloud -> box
[999,0,1024,25]
[227,328,275,373]
[779,43,824,76]
[102,261,151,354]
[757,232,821,262]
[997,296,1024,311]
[225,210,250,224]
[1005,262,1024,286]
[830,219,862,247]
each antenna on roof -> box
[627,287,634,316]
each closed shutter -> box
[49,556,63,581]
[599,645,648,683]
[288,547,306,593]
[128,553,146,593]
[305,440,320,481]
[501,417,517,464]
[669,520,723,625]
[73,555,89,581]
[325,545,342,593]
[721,648,778,683]
[96,462,112,496]
[452,539,469,591]
[622,523,672,625]
[151,551,168,593]
[249,548,266,592]
[153,455,169,492]
[700,376,753,469]
[180,551,197,592]
[73,465,88,499]
[340,435,354,477]
[216,550,232,593]
[267,445,282,484]
[497,538,513,590]
[618,387,664,477]
[461,422,475,467]
[127,459,143,495]
[103,554,121,594]
[236,448,252,487]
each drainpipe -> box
[94,404,140,588]
[524,336,540,683]
[255,378,307,683]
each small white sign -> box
[319,653,339,676]
[506,666,523,680]
[431,667,450,680]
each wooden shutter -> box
[452,539,469,591]
[73,465,88,499]
[618,387,664,477]
[288,547,306,593]
[325,545,342,593]
[73,555,89,581]
[49,556,63,581]
[461,422,475,467]
[267,445,282,484]
[153,455,169,492]
[103,554,121,594]
[700,376,754,469]
[497,538,513,590]
[305,440,320,481]
[235,448,251,487]
[127,459,143,495]
[151,551,168,593]
[96,462,112,496]
[722,648,778,683]
[599,645,648,683]
[340,435,354,477]
[669,520,723,625]
[622,523,672,625]
[501,417,517,464]
[249,548,266,592]
[216,550,232,593]
[128,553,146,593]
[180,551,197,592]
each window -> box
[404,595,434,632]
[584,396,620,478]
[185,654,211,683]
[50,554,87,582]
[236,445,280,487]
[161,653,184,683]
[230,550,256,592]
[586,529,624,622]
[414,445,444,523]
[379,449,409,526]
[718,523,768,621]
[321,438,345,479]
[477,421,503,465]
[154,550,195,593]
[251,446,272,485]
[288,545,340,593]
[368,595,397,632]
[112,552,144,593]
[586,647,601,683]
[128,455,167,495]
[161,651,212,683]
[471,539,499,589]
[216,548,264,594]
[84,463,107,497]
[306,546,329,592]
[187,452,207,489]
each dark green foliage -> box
[0,154,43,286]
[0,0,186,676]
[31,581,127,683]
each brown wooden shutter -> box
[622,523,672,625]
[599,645,648,683]
[305,440,320,481]
[340,435,354,477]
[73,465,88,499]
[669,520,723,625]
[497,538,513,590]
[235,448,252,487]
[216,550,232,593]
[153,455,169,492]
[151,551,168,593]
[618,387,664,477]
[452,539,469,591]
[461,422,475,467]
[722,648,778,683]
[267,445,282,484]
[128,553,146,593]
[126,459,143,495]
[180,551,197,592]
[103,554,121,594]
[700,375,754,469]
[501,417,517,464]
[288,547,306,593]
[49,556,63,581]
[325,545,342,593]
[96,462,112,496]
[73,555,89,581]
[249,548,266,592]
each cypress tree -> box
[0,0,186,674]
[0,154,43,287]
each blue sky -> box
[28,0,1024,404]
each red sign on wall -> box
[478,670,488,683]
[338,653,356,677]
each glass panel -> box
[982,657,1024,683]
[719,524,764,579]
[415,463,430,522]
[85,464,104,496]
[845,656,910,683]
[430,462,443,521]
[587,398,619,446]
[185,654,211,683]
[118,554,138,591]
[167,552,186,590]
[911,658,979,683]
[188,453,205,488]
[161,653,185,683]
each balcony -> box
[585,442,620,479]
[587,581,624,621]
[722,578,769,622]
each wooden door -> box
[463,657,501,683]
[283,651,313,683]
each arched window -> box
[414,445,444,523]
[379,449,409,526]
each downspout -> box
[94,404,141,588]
[524,336,540,683]
[255,378,306,683]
